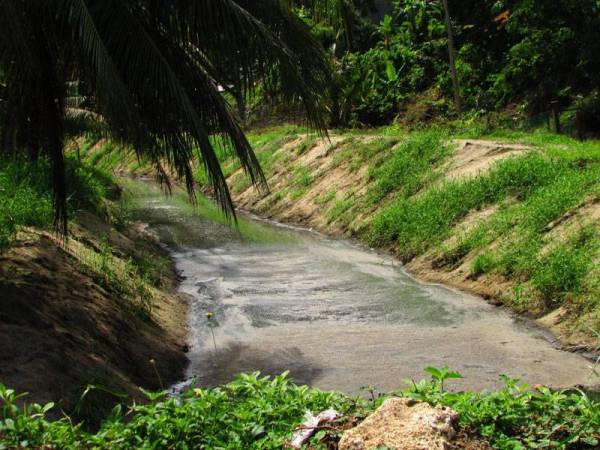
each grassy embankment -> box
[210,124,600,347]
[0,154,187,423]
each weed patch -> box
[2,369,599,449]
[0,156,114,250]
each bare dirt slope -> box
[0,213,187,419]
[444,139,531,179]
[232,136,374,234]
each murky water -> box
[135,188,593,394]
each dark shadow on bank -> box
[189,342,324,387]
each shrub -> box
[0,156,114,250]
[2,370,600,449]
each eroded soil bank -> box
[0,210,188,420]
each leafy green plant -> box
[423,367,462,392]
[404,371,600,450]
[471,252,497,277]
[3,369,600,449]
[0,373,354,450]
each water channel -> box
[133,185,593,394]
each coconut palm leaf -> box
[0,0,331,230]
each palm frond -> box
[0,0,332,228]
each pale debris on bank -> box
[339,397,459,450]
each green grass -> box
[0,156,115,250]
[370,151,600,259]
[74,237,155,318]
[327,193,355,225]
[366,130,450,204]
[2,369,599,450]
[289,165,312,200]
[471,251,498,277]
[293,165,312,188]
[331,136,400,172]
[315,189,336,205]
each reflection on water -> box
[134,187,593,394]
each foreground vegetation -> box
[1,369,599,449]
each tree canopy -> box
[0,0,331,231]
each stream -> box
[133,185,593,394]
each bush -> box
[0,156,115,250]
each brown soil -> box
[444,139,531,180]
[0,212,188,420]
[233,135,374,235]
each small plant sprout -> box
[424,367,463,392]
[149,358,164,390]
[206,312,218,353]
[360,385,378,403]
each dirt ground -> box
[0,213,188,421]
[443,139,531,180]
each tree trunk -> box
[442,0,462,113]
[234,88,246,124]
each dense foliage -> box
[409,369,600,449]
[0,155,113,249]
[300,0,600,128]
[1,370,599,449]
